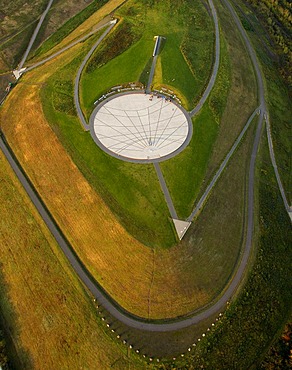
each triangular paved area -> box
[13,68,26,80]
[173,219,191,240]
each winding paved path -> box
[1,0,290,335]
[146,55,158,94]
[146,36,162,93]
[221,0,290,218]
[74,21,116,131]
[154,162,178,219]
[187,106,260,222]
[24,19,113,74]
[266,114,291,216]
[18,0,54,70]
[189,0,220,117]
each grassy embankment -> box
[28,0,126,65]
[80,0,214,114]
[234,0,291,204]
[158,0,292,366]
[0,151,144,369]
[0,0,47,71]
[160,0,257,219]
[159,35,229,219]
[172,135,292,369]
[39,0,215,249]
[41,26,176,249]
[0,0,258,321]
[0,0,105,72]
[0,62,257,321]
[243,0,292,86]
[150,0,214,109]
[0,9,255,320]
[28,0,110,60]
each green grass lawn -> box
[0,151,143,369]
[29,0,109,60]
[234,0,291,204]
[161,107,218,219]
[178,135,292,369]
[158,31,198,109]
[267,76,291,204]
[201,0,257,189]
[161,0,258,221]
[80,0,214,114]
[160,34,231,219]
[42,55,175,248]
[40,0,216,248]
[81,31,153,118]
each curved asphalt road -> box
[266,115,291,214]
[18,0,54,70]
[220,1,290,212]
[24,20,113,74]
[74,22,116,131]
[187,106,260,222]
[1,0,289,332]
[189,0,220,117]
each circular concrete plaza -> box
[90,92,192,163]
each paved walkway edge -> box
[189,0,220,117]
[154,162,178,220]
[1,0,289,334]
[74,21,117,131]
[266,115,291,217]
[18,0,54,70]
[173,219,191,240]
[25,20,112,73]
[187,106,260,222]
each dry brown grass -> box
[0,0,256,319]
[0,58,8,71]
[0,62,255,319]
[149,121,256,317]
[31,0,126,62]
[0,151,144,369]
[1,78,154,316]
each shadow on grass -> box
[0,263,34,370]
[157,36,167,55]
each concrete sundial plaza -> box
[83,32,195,239]
[1,0,290,363]
[88,89,193,239]
[89,92,192,163]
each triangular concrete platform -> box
[173,219,191,240]
[13,68,26,80]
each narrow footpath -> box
[18,0,54,70]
